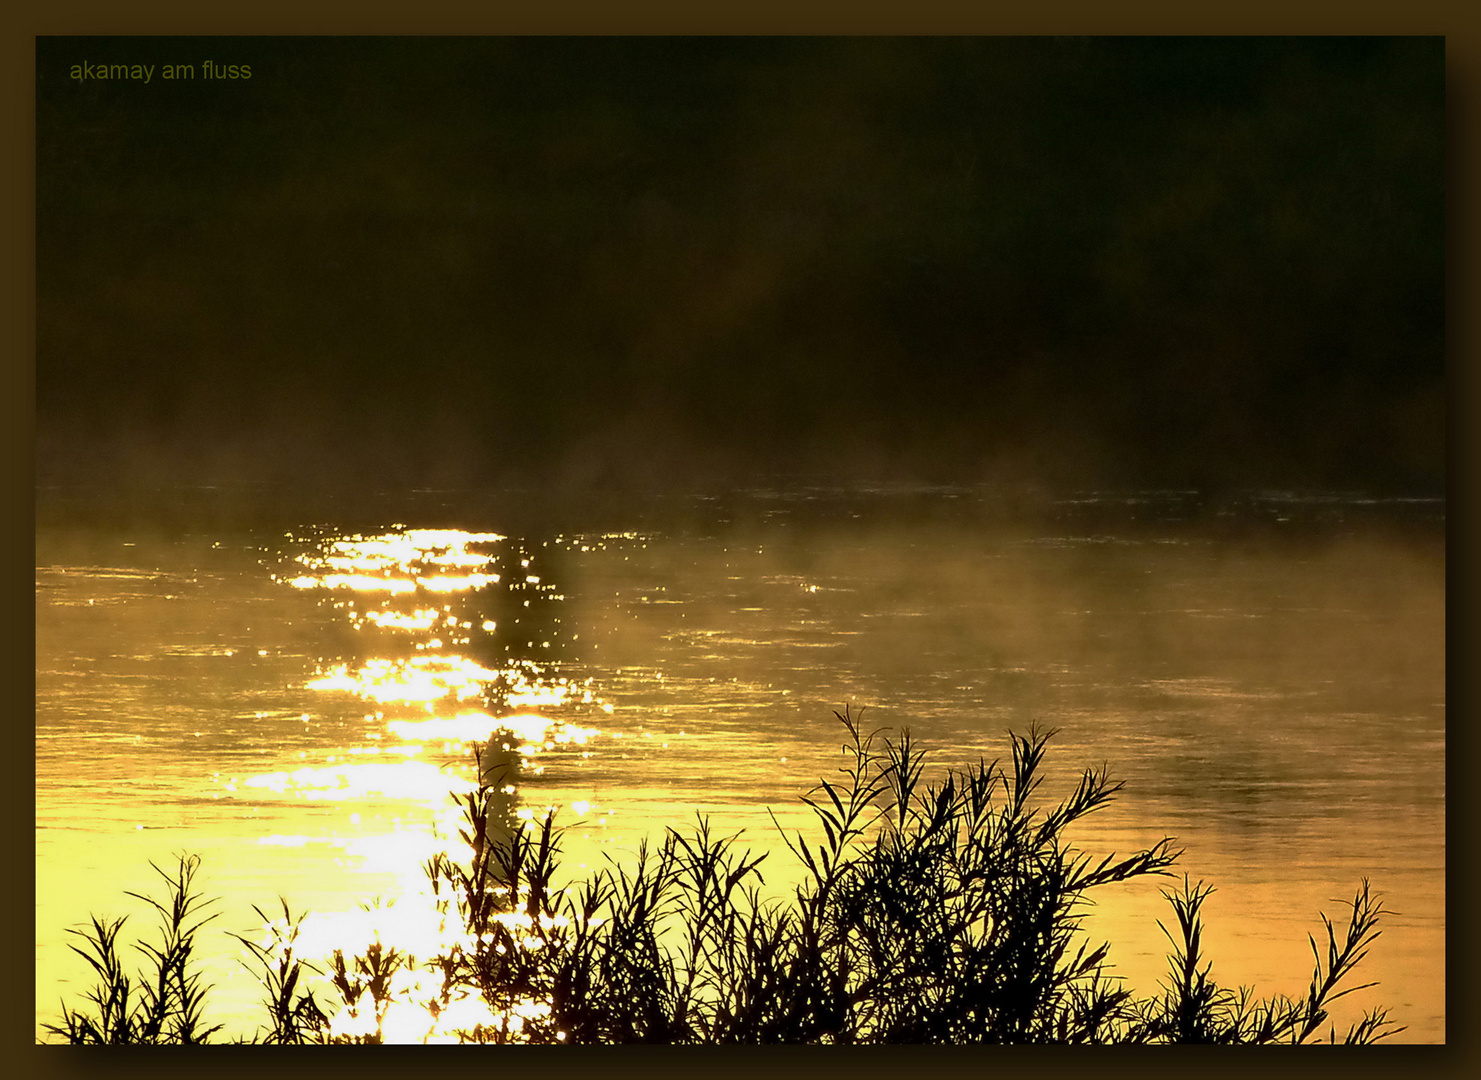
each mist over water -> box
[34,485,1444,1042]
[35,35,1444,1045]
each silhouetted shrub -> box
[44,710,1404,1044]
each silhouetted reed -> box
[44,855,223,1045]
[228,898,329,1044]
[42,710,1406,1044]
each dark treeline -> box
[37,37,1443,496]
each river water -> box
[34,485,1445,1042]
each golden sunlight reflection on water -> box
[36,500,1445,1042]
[215,525,616,1041]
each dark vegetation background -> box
[36,37,1444,500]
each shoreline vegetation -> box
[42,710,1404,1045]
